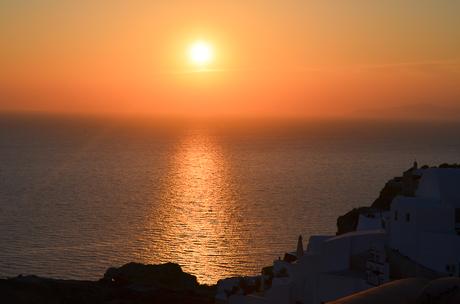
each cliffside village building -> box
[216,164,460,304]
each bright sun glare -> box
[188,41,214,67]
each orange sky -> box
[1,1,459,119]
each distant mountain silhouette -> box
[355,102,460,121]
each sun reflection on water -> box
[142,130,246,284]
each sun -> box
[188,41,214,66]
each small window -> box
[406,213,411,222]
[394,211,398,221]
[456,209,460,223]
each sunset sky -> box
[1,1,459,119]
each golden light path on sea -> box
[142,130,249,284]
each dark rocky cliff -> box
[0,262,215,304]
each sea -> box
[1,114,459,284]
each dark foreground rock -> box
[0,262,215,304]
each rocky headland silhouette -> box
[0,262,215,304]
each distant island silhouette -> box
[355,103,460,121]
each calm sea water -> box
[0,115,459,284]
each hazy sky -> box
[1,1,459,118]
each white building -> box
[356,212,389,231]
[218,166,460,304]
[389,168,460,276]
[220,230,390,304]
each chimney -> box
[296,235,304,258]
